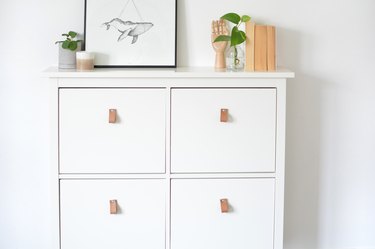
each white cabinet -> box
[59,88,166,174]
[171,178,275,249]
[171,88,276,173]
[60,179,165,249]
[46,67,293,249]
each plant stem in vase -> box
[227,45,244,71]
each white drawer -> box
[60,179,165,249]
[171,178,275,249]
[59,88,166,173]
[171,88,276,173]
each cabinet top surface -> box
[43,67,294,79]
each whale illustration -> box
[103,18,153,44]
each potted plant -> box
[214,13,251,71]
[55,31,82,69]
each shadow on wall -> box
[279,27,321,249]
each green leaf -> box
[230,27,246,46]
[68,31,77,38]
[62,40,70,49]
[68,41,78,51]
[57,31,79,46]
[239,30,246,40]
[221,13,241,24]
[241,15,251,22]
[214,35,231,43]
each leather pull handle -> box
[220,198,229,213]
[220,109,228,122]
[109,109,117,123]
[110,200,118,214]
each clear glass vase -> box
[226,45,245,72]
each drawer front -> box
[171,88,276,173]
[59,88,166,173]
[171,178,275,249]
[60,179,166,249]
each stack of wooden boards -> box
[245,22,276,71]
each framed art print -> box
[84,0,177,67]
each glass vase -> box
[226,45,245,72]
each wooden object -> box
[254,25,268,71]
[220,108,228,122]
[108,109,117,123]
[220,198,229,213]
[109,199,118,214]
[267,26,276,71]
[245,21,255,71]
[47,67,294,249]
[211,20,229,69]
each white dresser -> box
[45,67,294,249]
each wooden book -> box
[254,25,268,71]
[245,21,255,71]
[267,26,276,71]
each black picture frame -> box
[84,0,177,68]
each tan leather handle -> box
[109,200,118,214]
[109,109,117,123]
[220,109,228,122]
[220,198,229,213]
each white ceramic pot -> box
[58,43,82,69]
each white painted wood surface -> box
[171,88,276,173]
[171,178,275,249]
[60,179,165,249]
[47,68,292,249]
[59,88,166,173]
[43,67,295,79]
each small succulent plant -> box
[55,31,82,51]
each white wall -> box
[0,0,374,248]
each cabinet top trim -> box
[43,67,294,79]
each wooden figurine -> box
[211,20,229,69]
